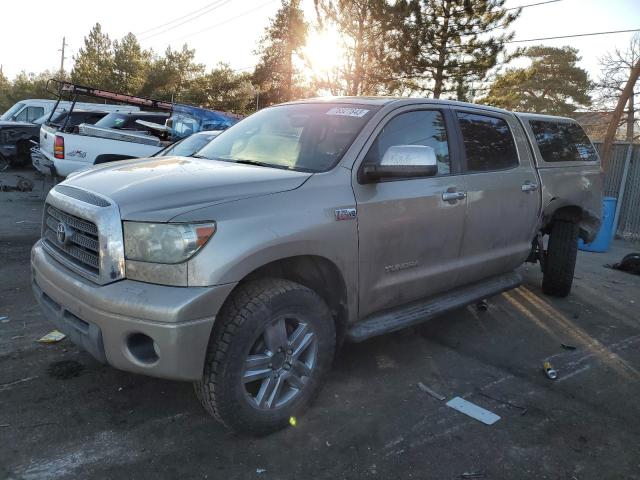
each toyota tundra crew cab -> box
[31,97,602,435]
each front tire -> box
[542,221,579,297]
[195,278,335,435]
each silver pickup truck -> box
[31,97,602,434]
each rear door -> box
[353,106,468,318]
[453,108,541,283]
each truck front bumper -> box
[31,240,236,381]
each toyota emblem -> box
[56,222,68,245]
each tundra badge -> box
[335,208,357,221]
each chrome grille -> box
[42,204,100,276]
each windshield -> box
[1,102,25,121]
[155,132,220,157]
[195,103,377,172]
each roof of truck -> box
[286,96,515,115]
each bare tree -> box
[600,58,640,171]
[595,34,640,142]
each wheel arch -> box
[230,255,350,346]
[541,200,601,243]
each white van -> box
[0,99,138,123]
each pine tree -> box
[111,33,151,95]
[182,63,255,114]
[142,45,205,101]
[71,23,114,89]
[313,0,402,96]
[398,0,520,99]
[481,46,592,115]
[253,0,309,106]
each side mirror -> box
[362,145,438,183]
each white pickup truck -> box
[38,111,169,177]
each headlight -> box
[123,221,216,264]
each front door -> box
[353,106,468,319]
[453,108,542,284]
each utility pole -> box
[58,37,68,77]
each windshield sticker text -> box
[326,107,369,118]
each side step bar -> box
[347,271,522,342]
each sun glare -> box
[302,27,344,79]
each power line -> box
[506,0,562,11]
[140,0,233,41]
[136,0,228,36]
[169,0,278,43]
[507,28,640,43]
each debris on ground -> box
[0,175,33,192]
[37,330,66,343]
[476,299,488,311]
[0,316,9,322]
[417,382,446,401]
[561,343,577,350]
[47,360,85,380]
[606,253,640,275]
[256,468,267,474]
[458,472,486,479]
[289,416,297,427]
[543,361,558,380]
[446,397,501,425]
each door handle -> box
[521,181,539,192]
[442,191,467,201]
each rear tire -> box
[195,278,335,435]
[542,221,579,297]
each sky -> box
[0,0,638,82]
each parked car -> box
[31,110,110,174]
[153,130,223,157]
[0,102,137,167]
[38,111,170,177]
[31,97,602,435]
[0,99,138,124]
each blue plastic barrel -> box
[578,196,617,253]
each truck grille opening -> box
[42,204,100,278]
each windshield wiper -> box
[231,159,275,168]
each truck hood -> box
[63,156,311,221]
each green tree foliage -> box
[253,0,309,106]
[183,64,256,114]
[0,71,60,112]
[482,46,592,115]
[396,0,520,99]
[0,69,11,112]
[313,0,402,95]
[142,45,205,101]
[71,23,114,89]
[111,33,152,95]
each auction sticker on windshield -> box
[326,107,370,117]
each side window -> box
[26,106,45,122]
[363,110,451,175]
[14,108,28,122]
[529,120,598,163]
[457,112,518,172]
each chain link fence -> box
[595,142,640,243]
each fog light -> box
[126,333,159,364]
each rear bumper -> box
[31,240,236,381]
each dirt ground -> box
[1,170,639,480]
